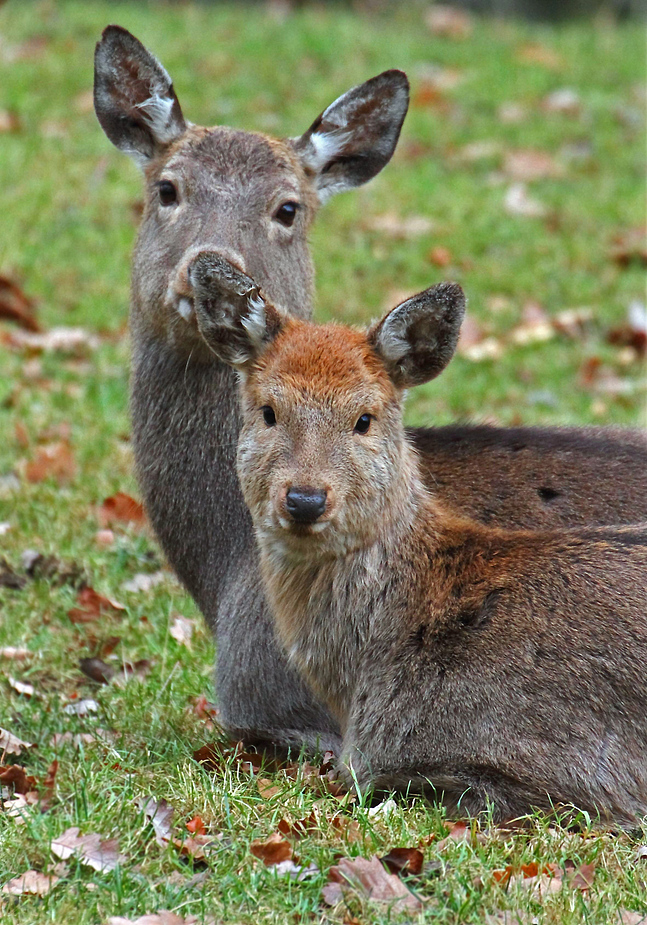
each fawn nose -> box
[285,487,327,525]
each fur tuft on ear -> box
[189,253,284,368]
[369,282,466,388]
[94,25,187,167]
[292,69,409,202]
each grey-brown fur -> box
[94,26,647,754]
[192,257,647,824]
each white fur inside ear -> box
[376,312,410,363]
[299,128,350,178]
[135,94,178,143]
[240,293,267,347]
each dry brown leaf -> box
[6,326,99,354]
[8,675,35,697]
[428,246,453,268]
[567,860,596,891]
[1,869,60,896]
[0,727,34,756]
[380,847,424,876]
[169,615,195,647]
[619,912,647,925]
[257,777,281,799]
[250,832,293,866]
[0,647,31,661]
[324,854,423,912]
[68,586,125,624]
[193,740,265,775]
[0,109,21,133]
[137,796,175,847]
[25,441,77,484]
[364,212,434,239]
[107,913,205,925]
[607,302,647,357]
[51,826,124,871]
[425,5,472,39]
[542,88,581,115]
[122,571,166,593]
[517,43,563,70]
[98,493,146,529]
[0,275,39,331]
[503,149,563,182]
[0,559,27,590]
[278,813,318,839]
[610,227,647,268]
[0,764,37,794]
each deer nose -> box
[285,487,327,525]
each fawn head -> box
[93,26,409,353]
[189,253,465,558]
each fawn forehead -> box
[153,126,312,196]
[248,320,394,410]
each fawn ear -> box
[189,253,284,369]
[369,282,466,388]
[94,25,187,167]
[292,70,409,202]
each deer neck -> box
[258,447,427,728]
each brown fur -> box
[191,258,647,824]
[94,26,647,756]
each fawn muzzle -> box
[285,487,328,525]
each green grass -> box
[0,1,645,922]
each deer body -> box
[94,27,647,754]
[190,254,647,823]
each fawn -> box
[94,26,647,754]
[189,251,647,824]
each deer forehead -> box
[247,321,396,411]
[148,126,316,200]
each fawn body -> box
[94,26,647,754]
[190,253,647,823]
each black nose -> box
[285,487,327,525]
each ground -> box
[0,1,645,923]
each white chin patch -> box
[177,298,194,322]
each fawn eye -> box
[354,414,372,435]
[274,201,299,227]
[262,406,277,427]
[158,180,178,206]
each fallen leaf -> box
[498,102,528,124]
[251,832,293,866]
[428,245,452,267]
[186,815,206,836]
[0,764,37,794]
[504,183,547,218]
[542,88,581,115]
[607,301,647,357]
[257,777,281,799]
[67,586,125,624]
[0,727,34,756]
[0,275,39,331]
[503,149,563,182]
[619,913,647,925]
[610,227,647,268]
[169,615,195,647]
[106,913,205,925]
[367,798,397,819]
[122,571,166,593]
[63,699,99,716]
[193,740,265,775]
[21,550,85,586]
[568,860,596,891]
[137,796,175,847]
[364,212,434,239]
[517,43,563,70]
[8,676,35,697]
[0,646,30,660]
[5,326,99,354]
[25,441,77,484]
[0,109,21,133]
[278,813,318,839]
[0,559,27,590]
[51,826,124,871]
[98,493,146,529]
[553,306,594,337]
[324,854,422,912]
[1,869,60,896]
[79,657,115,684]
[380,847,424,876]
[425,4,472,39]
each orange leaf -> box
[186,815,206,836]
[98,493,146,528]
[250,832,293,866]
[25,441,77,484]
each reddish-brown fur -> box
[191,254,647,824]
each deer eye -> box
[158,180,178,206]
[262,406,277,427]
[354,414,372,435]
[274,201,299,227]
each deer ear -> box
[189,253,284,369]
[291,70,409,202]
[369,283,466,388]
[94,25,187,167]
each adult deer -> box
[190,252,647,824]
[93,26,647,753]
